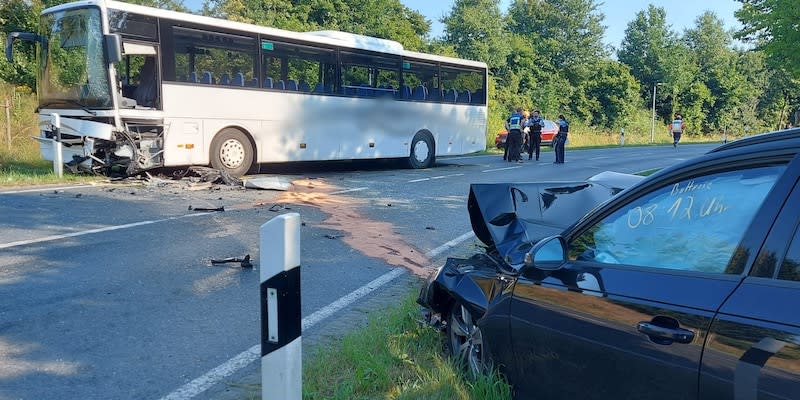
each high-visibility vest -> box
[508,115,523,130]
[672,119,684,133]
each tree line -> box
[2,0,797,138]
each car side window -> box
[569,166,785,273]
[778,227,800,281]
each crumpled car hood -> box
[468,171,644,265]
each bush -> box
[0,82,40,164]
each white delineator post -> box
[51,113,63,177]
[260,213,302,400]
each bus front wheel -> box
[210,128,254,177]
[409,131,435,169]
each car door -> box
[507,161,791,400]
[699,174,800,400]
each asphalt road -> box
[0,143,717,400]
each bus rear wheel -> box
[409,131,435,169]
[210,128,254,177]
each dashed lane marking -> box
[407,173,464,183]
[482,166,522,173]
[0,213,211,250]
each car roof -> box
[708,128,800,155]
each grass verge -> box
[302,291,512,400]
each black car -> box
[418,128,800,399]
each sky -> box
[182,0,743,51]
[402,0,743,49]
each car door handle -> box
[637,321,695,344]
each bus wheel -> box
[210,128,254,177]
[409,131,435,169]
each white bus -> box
[5,0,488,176]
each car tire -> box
[210,128,254,177]
[447,302,487,376]
[409,131,435,169]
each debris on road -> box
[268,204,292,212]
[324,234,344,239]
[210,255,253,268]
[189,205,225,212]
[243,176,293,191]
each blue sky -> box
[402,0,742,49]
[182,0,742,50]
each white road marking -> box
[159,229,477,400]
[407,173,464,183]
[589,156,610,160]
[482,166,522,173]
[431,173,464,180]
[0,213,211,250]
[329,187,368,195]
[0,184,94,195]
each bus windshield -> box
[39,7,112,109]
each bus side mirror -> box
[104,34,122,64]
[5,32,43,63]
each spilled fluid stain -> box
[277,179,430,277]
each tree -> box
[735,0,800,79]
[584,60,640,128]
[617,5,675,103]
[505,0,607,122]
[0,0,42,89]
[684,12,745,134]
[203,0,429,51]
[441,0,509,71]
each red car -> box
[495,119,559,149]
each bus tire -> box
[210,128,254,177]
[409,131,435,169]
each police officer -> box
[505,108,525,163]
[527,110,544,161]
[554,114,569,164]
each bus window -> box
[261,40,335,93]
[116,43,159,108]
[340,51,399,98]
[402,60,438,101]
[108,11,158,41]
[440,66,484,104]
[171,27,256,86]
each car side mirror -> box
[104,34,122,64]
[524,235,566,271]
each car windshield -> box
[39,7,112,109]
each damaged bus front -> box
[6,1,164,175]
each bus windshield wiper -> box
[38,99,96,115]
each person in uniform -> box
[554,114,569,164]
[527,110,544,161]
[505,108,525,163]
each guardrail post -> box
[51,113,63,177]
[4,98,10,151]
[260,213,302,400]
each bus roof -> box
[44,0,487,69]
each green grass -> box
[301,292,512,400]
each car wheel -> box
[447,302,487,376]
[210,128,254,177]
[409,131,435,169]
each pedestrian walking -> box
[671,113,685,147]
[505,108,525,163]
[554,114,569,164]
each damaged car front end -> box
[417,171,643,375]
